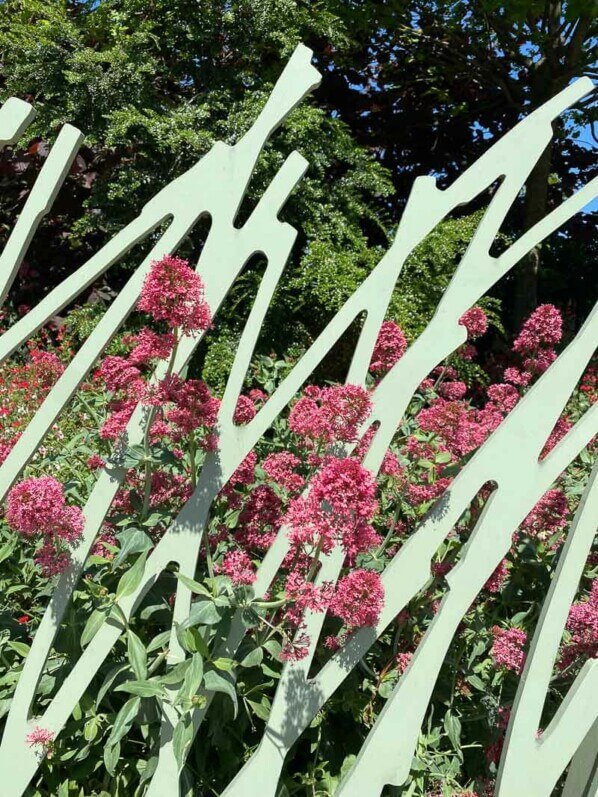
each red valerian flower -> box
[6,476,66,536]
[137,255,211,334]
[369,320,408,375]
[522,488,568,542]
[558,579,598,670]
[288,384,371,445]
[484,559,509,593]
[26,726,55,756]
[222,549,256,585]
[6,476,84,577]
[459,306,488,339]
[233,394,257,425]
[127,327,176,366]
[262,452,304,493]
[513,303,562,352]
[285,456,379,559]
[490,626,527,674]
[329,569,384,628]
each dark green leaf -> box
[173,714,194,769]
[127,629,147,680]
[176,572,211,597]
[115,551,148,601]
[176,653,204,707]
[240,647,263,668]
[107,697,140,747]
[115,680,165,698]
[203,670,238,718]
[104,741,120,776]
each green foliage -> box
[0,331,595,794]
[0,0,393,356]
[389,210,506,340]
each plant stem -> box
[375,499,402,558]
[141,338,180,520]
[306,536,325,583]
[202,527,215,585]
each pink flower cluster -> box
[236,485,281,551]
[559,579,598,671]
[522,488,568,543]
[0,346,65,466]
[484,559,509,593]
[96,257,221,447]
[155,376,220,440]
[328,568,384,629]
[417,398,502,458]
[506,304,562,387]
[127,328,176,366]
[6,476,83,576]
[137,254,212,334]
[288,384,371,445]
[222,549,256,585]
[459,306,488,339]
[263,452,304,494]
[369,320,407,375]
[26,725,55,756]
[490,626,527,674]
[285,456,380,561]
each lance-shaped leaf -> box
[106,696,140,748]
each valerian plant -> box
[0,257,596,796]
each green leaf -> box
[115,551,148,601]
[83,716,100,742]
[114,528,152,567]
[143,511,166,528]
[103,740,120,776]
[109,601,128,628]
[96,664,129,708]
[240,607,260,629]
[262,639,282,659]
[189,628,210,658]
[203,670,238,718]
[466,674,486,691]
[147,630,171,654]
[225,509,241,529]
[212,657,234,672]
[7,641,30,657]
[240,647,263,668]
[247,698,270,721]
[121,444,146,468]
[140,756,159,783]
[58,780,70,797]
[115,680,165,698]
[444,710,462,752]
[173,714,194,769]
[176,572,211,597]
[467,640,486,666]
[0,539,15,565]
[159,659,191,685]
[186,600,222,626]
[176,653,204,707]
[260,663,281,679]
[435,450,453,464]
[127,629,147,680]
[378,676,397,699]
[107,697,140,747]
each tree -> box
[0,0,594,362]
[315,0,597,327]
[0,0,394,382]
